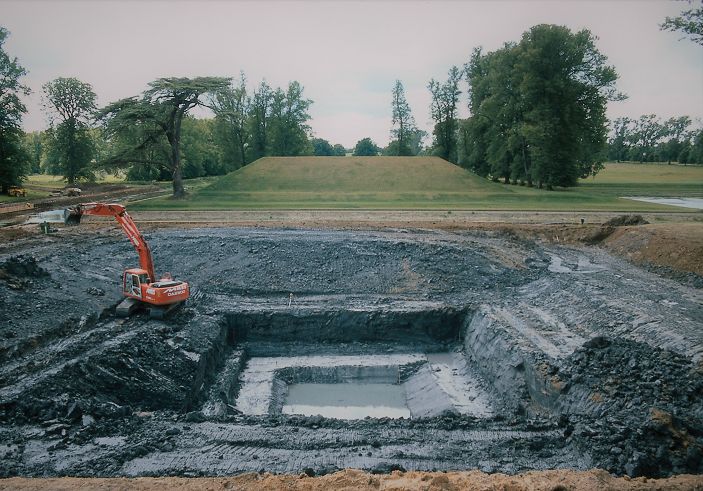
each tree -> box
[428,66,462,163]
[659,116,691,163]
[352,138,379,156]
[608,117,633,162]
[268,81,313,156]
[464,25,621,188]
[332,144,347,156]
[42,77,97,183]
[628,114,664,162]
[689,128,703,164]
[661,2,703,46]
[247,80,273,162]
[22,131,43,173]
[390,80,417,156]
[181,117,224,178]
[384,128,426,156]
[212,72,250,170]
[99,76,231,198]
[0,27,30,193]
[312,138,334,156]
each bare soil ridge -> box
[1,469,702,490]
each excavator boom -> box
[65,203,156,282]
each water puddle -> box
[25,209,67,224]
[282,382,410,419]
[622,197,703,210]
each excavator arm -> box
[65,203,156,282]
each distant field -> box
[132,157,703,211]
[579,162,703,198]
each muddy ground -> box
[0,212,702,485]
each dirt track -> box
[0,211,702,484]
[2,469,702,490]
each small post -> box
[288,293,293,307]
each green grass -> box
[131,157,703,212]
[0,171,169,203]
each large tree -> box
[0,27,30,194]
[43,77,97,184]
[428,66,462,163]
[464,25,621,188]
[268,81,313,156]
[212,72,249,169]
[99,76,231,198]
[247,80,273,162]
[390,80,416,156]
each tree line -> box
[608,115,703,165]
[2,4,701,196]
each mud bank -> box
[0,228,701,479]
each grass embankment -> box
[132,157,703,211]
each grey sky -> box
[2,0,702,148]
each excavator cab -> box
[123,268,150,299]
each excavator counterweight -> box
[64,203,189,318]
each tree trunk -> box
[239,139,247,167]
[172,165,184,198]
[171,137,185,199]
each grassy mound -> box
[133,157,703,211]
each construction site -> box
[0,203,702,488]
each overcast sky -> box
[2,0,702,148]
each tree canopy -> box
[42,77,97,183]
[0,26,30,193]
[353,138,380,156]
[428,67,462,163]
[607,114,702,164]
[462,24,622,189]
[661,2,703,45]
[99,76,231,198]
[390,80,417,156]
[312,138,334,156]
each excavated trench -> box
[1,227,702,478]
[193,307,562,422]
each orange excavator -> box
[64,202,189,319]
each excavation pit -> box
[231,352,496,420]
[5,226,702,478]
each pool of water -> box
[622,197,703,210]
[25,209,67,224]
[282,382,410,419]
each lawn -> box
[131,157,703,212]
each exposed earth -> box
[0,210,702,488]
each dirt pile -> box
[557,338,703,477]
[0,255,49,290]
[605,215,650,227]
[602,223,703,280]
